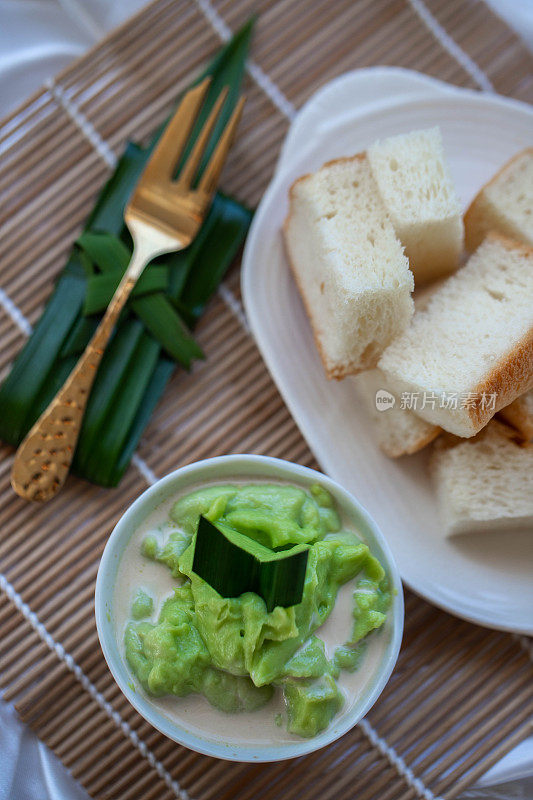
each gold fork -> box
[11,78,244,502]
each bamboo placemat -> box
[1,1,532,798]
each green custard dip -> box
[124,483,390,738]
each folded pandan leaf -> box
[193,516,310,613]
[83,266,169,315]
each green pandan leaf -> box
[107,357,174,487]
[192,516,309,613]
[86,142,148,237]
[77,231,130,272]
[79,249,95,277]
[131,293,204,367]
[84,266,169,315]
[80,332,161,485]
[0,258,86,444]
[61,317,99,357]
[151,16,256,179]
[179,193,252,320]
[73,319,145,475]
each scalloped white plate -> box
[242,68,533,636]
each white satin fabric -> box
[0,0,149,118]
[0,692,90,800]
[0,1,531,799]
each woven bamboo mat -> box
[1,1,532,798]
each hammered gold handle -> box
[11,275,136,502]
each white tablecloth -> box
[0,2,531,799]
[0,692,90,800]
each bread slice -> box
[355,286,442,458]
[378,234,533,437]
[431,420,533,536]
[355,368,440,457]
[465,148,533,251]
[367,127,463,284]
[498,389,533,441]
[283,154,414,379]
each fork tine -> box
[177,86,229,189]
[143,77,211,181]
[197,96,245,196]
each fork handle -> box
[11,269,140,502]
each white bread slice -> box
[355,287,442,458]
[465,148,533,251]
[412,279,444,310]
[498,389,533,441]
[283,154,414,379]
[378,234,533,437]
[431,420,533,536]
[367,127,463,284]
[355,368,440,457]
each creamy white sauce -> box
[113,479,391,747]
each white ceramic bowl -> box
[95,455,404,761]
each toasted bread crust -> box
[283,152,372,381]
[466,234,533,432]
[281,225,360,380]
[485,230,533,258]
[379,233,533,437]
[434,419,526,451]
[382,425,441,458]
[286,153,366,202]
[464,147,533,251]
[498,398,533,441]
[469,324,533,432]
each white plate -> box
[242,69,533,635]
[277,67,457,173]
